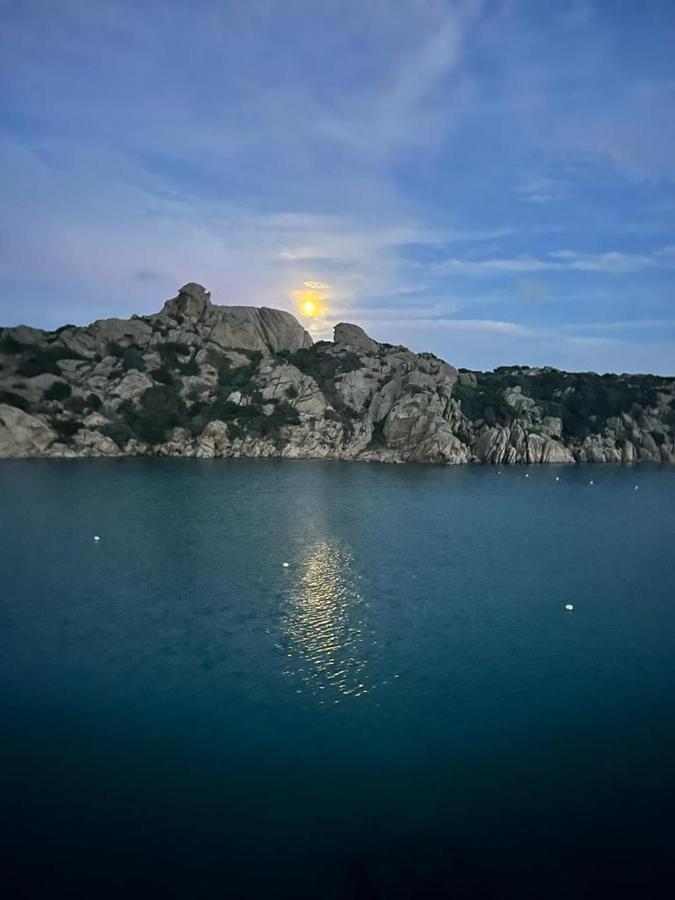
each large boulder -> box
[0,405,55,457]
[88,317,154,349]
[204,305,312,355]
[111,370,154,402]
[72,429,121,457]
[195,420,231,458]
[161,283,212,322]
[256,361,328,417]
[160,283,313,355]
[334,322,378,353]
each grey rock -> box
[72,429,120,457]
[458,371,478,388]
[204,305,312,355]
[161,283,212,322]
[0,404,55,457]
[334,322,378,352]
[111,371,154,402]
[257,361,327,417]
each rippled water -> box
[1,459,675,898]
[279,541,369,700]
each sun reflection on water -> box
[277,541,370,701]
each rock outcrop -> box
[1,283,673,464]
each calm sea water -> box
[1,459,675,898]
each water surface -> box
[1,459,675,897]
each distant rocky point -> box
[1,282,673,463]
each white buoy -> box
[525,473,529,478]
[589,480,594,485]
[555,476,560,481]
[565,603,574,611]
[93,535,100,542]
[634,485,639,491]
[282,561,290,568]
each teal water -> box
[1,459,675,898]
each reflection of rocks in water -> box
[278,541,369,700]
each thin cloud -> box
[516,175,569,204]
[441,247,675,275]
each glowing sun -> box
[293,283,328,319]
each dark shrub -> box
[100,421,133,447]
[64,395,87,414]
[227,422,245,441]
[284,346,362,381]
[85,393,102,410]
[0,390,31,411]
[15,344,85,377]
[43,381,72,401]
[204,349,260,391]
[180,358,199,376]
[153,365,174,385]
[0,335,23,354]
[233,348,263,364]
[214,358,232,386]
[119,384,188,444]
[265,401,300,429]
[106,342,125,358]
[157,341,190,365]
[122,348,146,371]
[50,419,79,442]
[368,418,387,448]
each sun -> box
[295,288,324,318]
[292,281,329,319]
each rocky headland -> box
[1,283,673,463]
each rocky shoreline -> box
[1,283,674,464]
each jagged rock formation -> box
[1,283,674,463]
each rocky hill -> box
[1,282,674,463]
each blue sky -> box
[1,0,675,373]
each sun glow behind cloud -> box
[292,280,330,320]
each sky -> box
[1,0,675,374]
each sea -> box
[1,458,675,898]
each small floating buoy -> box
[282,562,290,568]
[93,535,100,542]
[555,476,560,481]
[634,485,639,491]
[565,603,574,611]
[589,480,594,485]
[525,473,529,478]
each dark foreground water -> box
[1,459,675,899]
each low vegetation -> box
[14,343,86,378]
[43,381,72,401]
[455,367,670,439]
[0,389,31,411]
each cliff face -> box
[1,283,674,463]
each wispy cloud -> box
[318,0,483,158]
[516,175,569,204]
[441,247,675,276]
